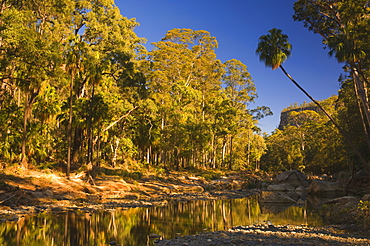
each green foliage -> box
[1,0,368,178]
[256,28,292,70]
[0,0,268,176]
[293,0,370,171]
[120,170,143,181]
[357,200,370,230]
[261,97,349,174]
[199,170,223,181]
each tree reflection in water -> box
[0,196,322,246]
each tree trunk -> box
[353,68,370,128]
[67,74,74,178]
[353,78,370,153]
[87,85,95,166]
[21,92,37,169]
[229,135,233,170]
[247,131,251,168]
[174,147,179,171]
[96,126,101,167]
[21,98,30,169]
[221,139,227,167]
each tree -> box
[0,0,71,168]
[256,28,370,172]
[59,0,144,173]
[147,28,223,169]
[261,98,348,174]
[222,59,257,169]
[293,0,370,170]
[64,37,83,177]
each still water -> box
[0,196,323,246]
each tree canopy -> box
[0,0,369,177]
[0,1,269,174]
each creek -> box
[0,195,323,246]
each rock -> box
[259,191,296,203]
[258,181,269,189]
[362,194,370,201]
[335,171,351,186]
[296,198,306,205]
[149,233,162,239]
[32,191,44,198]
[44,190,53,196]
[295,186,307,195]
[186,176,200,180]
[172,184,204,193]
[324,196,359,208]
[157,225,370,245]
[0,206,12,211]
[308,180,345,195]
[324,196,358,204]
[276,170,309,188]
[267,183,295,191]
[286,191,301,202]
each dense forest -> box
[0,0,369,177]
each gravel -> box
[156,224,370,246]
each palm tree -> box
[256,28,370,172]
[256,28,292,70]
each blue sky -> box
[117,0,343,134]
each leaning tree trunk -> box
[279,65,370,173]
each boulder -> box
[44,189,53,196]
[361,194,370,201]
[259,191,296,203]
[276,170,309,188]
[148,233,162,239]
[308,180,346,195]
[295,186,308,195]
[296,198,306,205]
[267,183,295,191]
[324,196,359,205]
[335,171,351,186]
[172,184,204,193]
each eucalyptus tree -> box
[256,28,370,172]
[222,59,257,169]
[223,59,257,108]
[148,28,223,169]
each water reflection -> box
[0,196,323,246]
